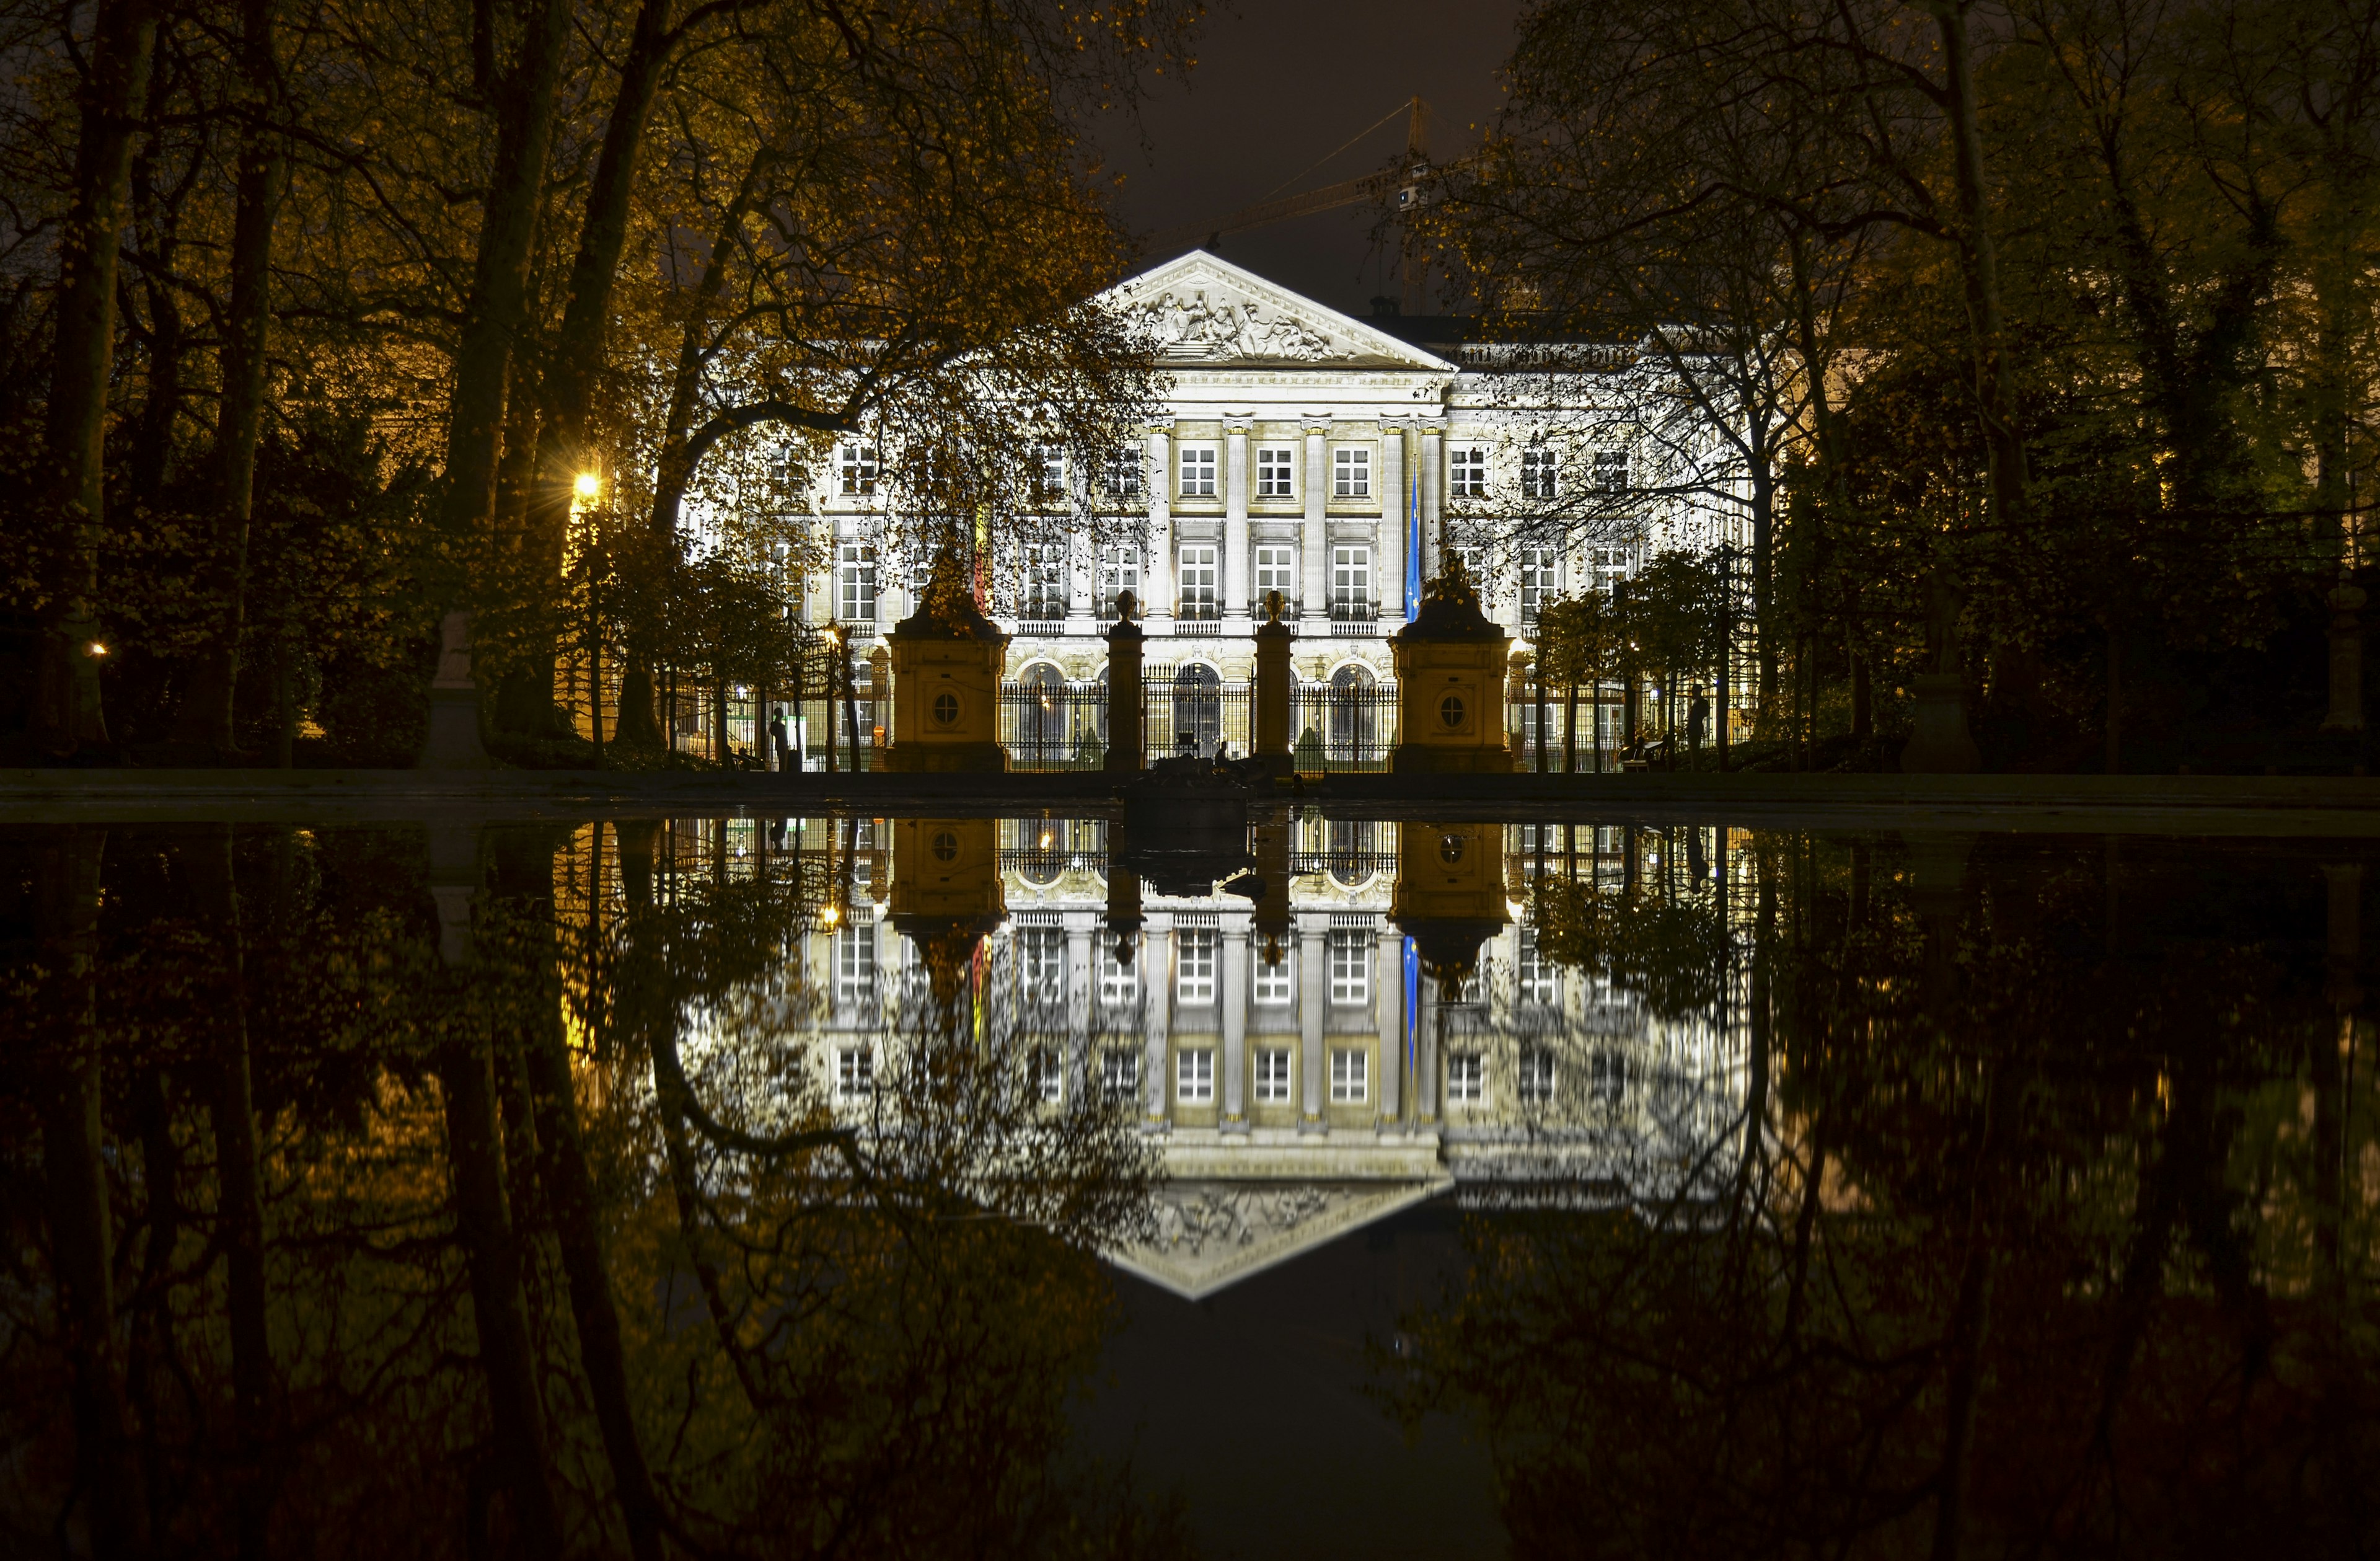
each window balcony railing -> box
[1016,619,1067,638]
[1329,599,1378,636]
[1173,601,1221,635]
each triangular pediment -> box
[1103,1177,1451,1299]
[1103,251,1455,372]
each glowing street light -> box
[573,471,603,500]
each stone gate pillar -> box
[884,554,1009,772]
[1252,590,1293,774]
[1390,557,1514,774]
[1105,591,1145,772]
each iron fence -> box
[1291,684,1397,773]
[1143,665,1251,761]
[999,680,1111,770]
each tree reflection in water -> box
[0,820,1184,1560]
[1390,833,2380,1558]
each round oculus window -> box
[1439,833,1466,865]
[932,691,960,726]
[930,829,959,862]
[1439,692,1466,729]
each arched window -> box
[1016,665,1067,766]
[1171,663,1222,757]
[1328,664,1378,763]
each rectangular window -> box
[1520,547,1556,623]
[1099,546,1141,619]
[1104,446,1143,498]
[1449,446,1488,498]
[838,543,878,625]
[1447,1053,1485,1104]
[1177,1048,1214,1103]
[1328,929,1370,1004]
[1254,544,1297,609]
[839,443,879,495]
[1257,446,1297,498]
[1098,940,1139,1006]
[1592,449,1628,492]
[835,1046,875,1101]
[1588,1050,1626,1108]
[1176,927,1217,1002]
[1103,1050,1141,1102]
[1517,928,1558,1006]
[834,926,876,1003]
[1253,949,1292,1004]
[1255,1048,1293,1103]
[1021,544,1066,622]
[1333,446,1372,498]
[1522,446,1559,498]
[1180,446,1217,498]
[1331,546,1372,617]
[1016,925,1064,1004]
[1519,1046,1556,1105]
[1591,547,1630,595]
[1034,1048,1061,1104]
[1330,1048,1368,1103]
[1178,545,1218,621]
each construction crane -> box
[1142,97,1463,316]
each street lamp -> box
[574,471,603,500]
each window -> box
[1098,940,1139,1006]
[1178,544,1218,620]
[1522,446,1559,498]
[1592,449,1628,492]
[1098,546,1140,619]
[1017,925,1064,1004]
[1255,544,1297,609]
[1034,1048,1061,1104]
[835,1046,875,1101]
[1447,1053,1485,1104]
[1330,1048,1368,1103]
[1253,947,1292,1004]
[1518,1046,1556,1104]
[1103,1050,1141,1102]
[1022,544,1065,622]
[1521,547,1557,623]
[1255,1049,1293,1103]
[1176,927,1217,1002]
[837,543,877,625]
[1257,445,1296,498]
[1588,1050,1627,1108]
[1452,544,1486,585]
[1180,446,1217,497]
[1517,929,1558,1006]
[834,926,876,1004]
[1333,446,1371,498]
[1037,445,1067,498]
[1331,546,1371,617]
[1591,548,1630,595]
[1104,446,1144,498]
[1450,446,1488,498]
[839,443,879,495]
[1176,1048,1215,1103]
[1328,929,1370,1004]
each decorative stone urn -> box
[884,554,1010,772]
[1390,559,1514,774]
[1389,820,1509,999]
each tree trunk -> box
[38,828,148,1559]
[33,0,159,755]
[175,0,284,751]
[1937,2,2027,528]
[435,0,573,701]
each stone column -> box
[1298,917,1328,1133]
[1146,425,1174,630]
[1104,596,1144,771]
[1142,919,1172,1128]
[1419,420,1444,582]
[1222,916,1250,1133]
[1065,529,1095,637]
[1225,419,1251,627]
[1302,420,1331,630]
[1375,927,1404,1128]
[420,611,494,769]
[1380,422,1407,626]
[1415,981,1439,1126]
[1065,912,1094,1065]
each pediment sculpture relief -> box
[1131,286,1354,363]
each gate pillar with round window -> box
[1389,821,1509,1000]
[884,556,1010,772]
[889,817,1005,1009]
[1388,558,1514,773]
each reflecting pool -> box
[2,815,2375,1558]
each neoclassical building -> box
[795,250,1748,705]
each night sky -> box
[1096,0,1528,317]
